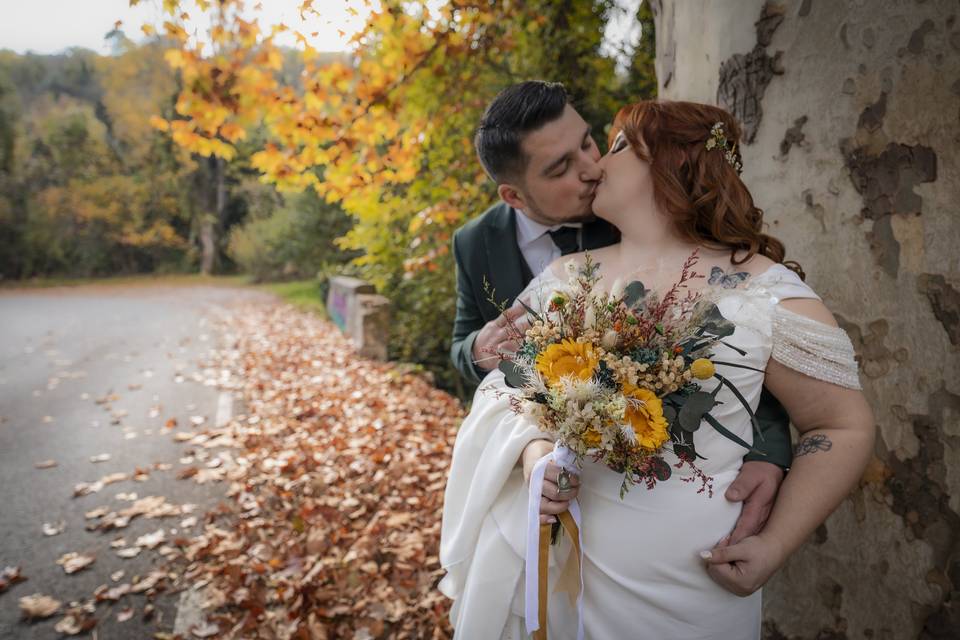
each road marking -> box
[174,586,207,635]
[175,391,232,631]
[215,391,232,427]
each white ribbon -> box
[524,443,584,640]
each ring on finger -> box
[557,468,572,494]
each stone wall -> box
[650,1,960,637]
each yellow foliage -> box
[148,115,170,132]
[218,122,246,143]
[163,49,186,69]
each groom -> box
[449,81,793,544]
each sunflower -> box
[535,339,599,386]
[622,384,670,451]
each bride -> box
[439,100,875,639]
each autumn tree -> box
[143,0,657,392]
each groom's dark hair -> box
[475,81,569,184]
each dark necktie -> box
[548,226,580,255]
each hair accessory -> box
[705,122,743,175]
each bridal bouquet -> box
[498,251,764,498]
[491,252,763,640]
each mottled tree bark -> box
[651,1,960,637]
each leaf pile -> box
[171,302,463,638]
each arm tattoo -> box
[794,434,832,458]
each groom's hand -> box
[701,533,787,597]
[725,461,784,544]
[472,301,530,371]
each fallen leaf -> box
[191,622,219,638]
[89,453,111,463]
[85,506,109,519]
[117,606,134,622]
[56,552,95,574]
[19,593,60,619]
[42,521,66,536]
[54,610,96,635]
[110,570,125,582]
[130,570,165,593]
[34,459,57,469]
[116,547,142,559]
[94,583,130,602]
[149,302,463,637]
[1,566,26,593]
[135,529,166,549]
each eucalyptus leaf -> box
[663,404,678,427]
[716,374,762,441]
[678,391,715,432]
[651,457,672,481]
[700,305,735,338]
[623,281,647,307]
[498,360,527,388]
[703,413,764,455]
[672,429,706,462]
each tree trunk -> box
[199,214,216,276]
[651,1,959,637]
[199,156,226,275]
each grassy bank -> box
[0,274,326,318]
[0,273,249,290]
[254,280,327,318]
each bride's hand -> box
[521,439,580,525]
[700,533,787,597]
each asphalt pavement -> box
[0,282,272,639]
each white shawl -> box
[439,368,549,636]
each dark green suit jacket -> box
[450,201,793,469]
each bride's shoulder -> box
[727,251,776,277]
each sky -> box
[0,0,643,65]
[0,0,372,55]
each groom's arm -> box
[744,387,793,469]
[450,229,487,386]
[724,388,793,544]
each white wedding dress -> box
[439,264,860,640]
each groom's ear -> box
[498,183,527,211]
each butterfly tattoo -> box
[794,434,833,458]
[708,266,751,289]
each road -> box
[0,282,272,639]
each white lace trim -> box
[771,306,862,390]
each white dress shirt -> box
[514,209,583,278]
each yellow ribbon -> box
[534,511,582,640]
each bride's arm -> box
[703,298,875,595]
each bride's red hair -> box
[609,100,804,278]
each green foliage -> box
[227,188,356,283]
[336,0,658,396]
[0,41,289,280]
[257,280,328,318]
